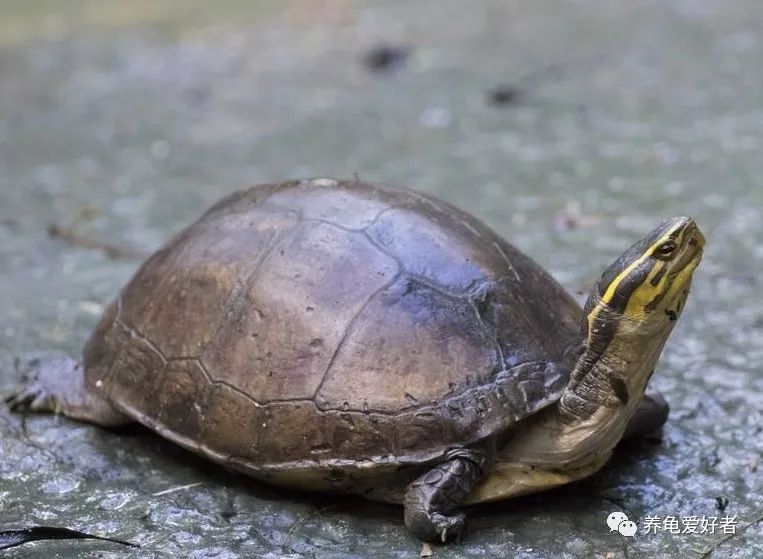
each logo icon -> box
[607,512,637,537]
[618,520,637,537]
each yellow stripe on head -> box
[583,216,704,344]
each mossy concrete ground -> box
[1,1,762,557]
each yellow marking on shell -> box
[585,219,688,343]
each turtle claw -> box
[3,358,64,414]
[431,512,466,543]
[4,382,58,414]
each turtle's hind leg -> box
[403,448,486,543]
[4,354,131,427]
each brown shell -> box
[82,178,583,489]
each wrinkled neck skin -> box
[498,300,676,470]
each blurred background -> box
[1,1,762,558]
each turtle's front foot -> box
[408,510,466,543]
[403,448,486,543]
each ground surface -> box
[1,1,762,557]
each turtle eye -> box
[653,240,677,260]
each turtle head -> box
[585,215,705,337]
[560,216,705,423]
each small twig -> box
[695,511,763,558]
[151,482,203,497]
[0,526,138,551]
[47,224,147,260]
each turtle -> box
[5,178,705,543]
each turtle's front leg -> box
[621,389,669,441]
[403,448,486,543]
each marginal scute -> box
[82,299,120,391]
[201,384,401,468]
[256,402,338,463]
[99,330,166,411]
[396,410,454,457]
[152,359,209,439]
[326,411,397,461]
[202,383,266,460]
